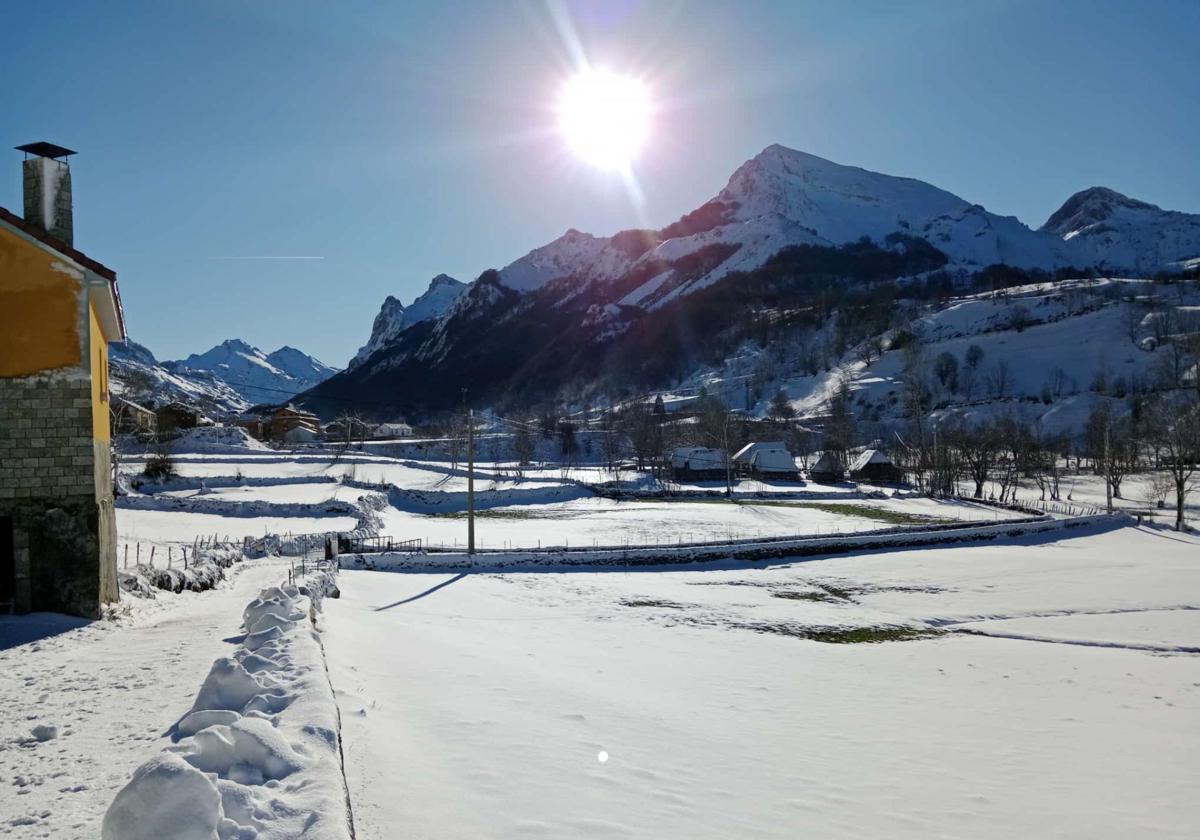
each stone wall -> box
[0,373,114,617]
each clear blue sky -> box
[3,0,1197,367]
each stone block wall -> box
[0,373,113,617]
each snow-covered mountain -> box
[488,146,1082,306]
[109,340,249,417]
[169,339,339,405]
[1040,187,1200,273]
[302,144,1200,419]
[349,274,467,369]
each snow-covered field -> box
[325,523,1200,839]
[3,436,1192,839]
[116,448,1035,553]
[375,495,1020,550]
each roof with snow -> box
[809,451,843,472]
[732,441,788,462]
[849,449,893,472]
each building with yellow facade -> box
[0,142,127,618]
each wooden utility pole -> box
[467,407,476,554]
[1104,422,1113,514]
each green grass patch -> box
[792,502,953,526]
[433,509,540,520]
[771,590,843,602]
[626,497,952,526]
[620,598,694,609]
[741,622,941,644]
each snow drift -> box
[102,566,352,840]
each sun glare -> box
[558,69,651,172]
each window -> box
[97,346,109,402]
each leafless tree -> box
[822,372,857,467]
[1085,402,1140,507]
[696,395,737,495]
[953,420,1002,499]
[1145,396,1200,531]
[512,416,535,474]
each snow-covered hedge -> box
[344,514,1122,573]
[118,546,244,597]
[116,493,360,519]
[103,565,352,840]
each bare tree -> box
[1145,396,1200,531]
[1085,402,1140,506]
[767,389,795,421]
[934,352,959,395]
[621,404,662,471]
[512,417,536,474]
[1027,427,1066,502]
[962,344,985,400]
[953,421,1002,499]
[822,373,857,467]
[986,360,1012,398]
[696,395,737,496]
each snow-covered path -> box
[0,557,289,839]
[325,526,1200,839]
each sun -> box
[558,69,651,172]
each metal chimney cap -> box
[15,142,77,159]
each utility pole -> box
[1104,421,1113,514]
[467,406,476,554]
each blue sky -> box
[3,0,1197,367]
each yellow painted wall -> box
[0,226,83,376]
[89,301,110,443]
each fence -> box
[243,531,339,559]
[119,533,241,571]
[340,534,422,554]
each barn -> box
[669,447,729,480]
[808,451,845,483]
[848,449,905,484]
[731,441,798,479]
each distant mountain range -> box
[110,339,339,416]
[170,339,339,405]
[301,145,1200,420]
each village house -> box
[669,446,729,480]
[111,395,156,437]
[0,142,127,617]
[265,404,321,442]
[231,412,265,440]
[731,440,798,480]
[849,449,905,484]
[807,451,845,483]
[372,421,413,439]
[155,401,205,433]
[323,416,371,444]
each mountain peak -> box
[219,338,256,353]
[1041,187,1160,235]
[348,275,468,369]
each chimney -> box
[15,142,76,246]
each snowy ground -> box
[116,449,1035,553]
[376,495,1019,550]
[324,523,1200,839]
[0,556,289,839]
[5,433,1197,838]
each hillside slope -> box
[110,340,249,417]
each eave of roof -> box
[0,205,126,339]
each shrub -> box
[143,451,177,481]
